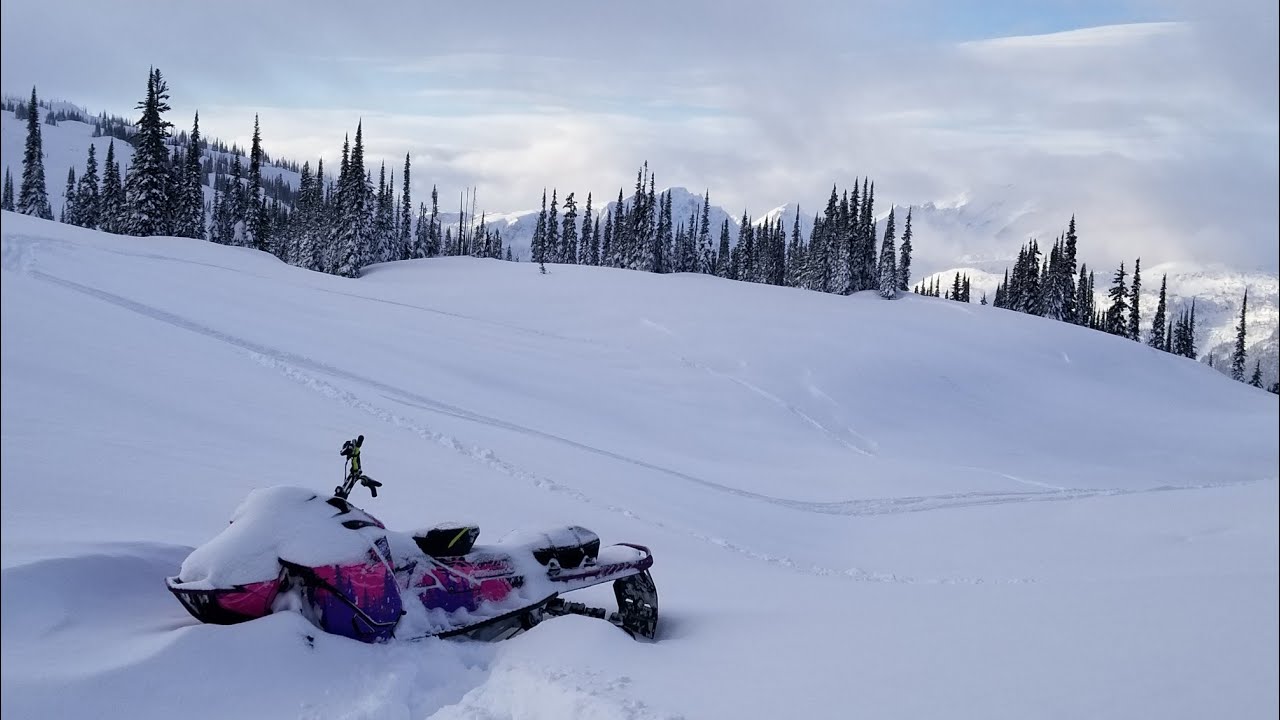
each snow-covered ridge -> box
[5,93,1275,385]
[918,262,1280,387]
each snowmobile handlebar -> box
[335,434,381,500]
[340,434,364,458]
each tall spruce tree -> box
[561,192,578,265]
[580,193,595,266]
[123,68,174,236]
[427,184,441,257]
[1231,289,1248,381]
[1127,258,1142,341]
[546,189,559,264]
[99,140,124,233]
[399,153,411,260]
[1074,263,1091,325]
[1062,215,1079,322]
[18,86,53,219]
[877,207,897,298]
[170,113,205,239]
[696,191,714,274]
[1148,273,1168,350]
[1104,262,1129,337]
[60,166,77,223]
[70,143,100,228]
[897,206,912,291]
[334,122,371,278]
[531,190,547,266]
[413,201,429,259]
[2,168,14,211]
[717,219,732,278]
[246,115,267,250]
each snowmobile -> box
[164,436,657,644]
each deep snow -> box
[1,211,1277,719]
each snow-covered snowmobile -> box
[165,437,657,644]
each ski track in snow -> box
[19,261,1268,586]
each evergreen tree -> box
[652,190,670,273]
[1127,258,1142,341]
[399,153,412,260]
[168,115,199,239]
[897,206,912,291]
[590,215,601,267]
[785,206,805,288]
[546,189,559,264]
[580,193,596,266]
[877,208,897,298]
[245,115,267,250]
[427,185,441,257]
[413,201,429,259]
[717,218,732,278]
[531,189,547,266]
[1249,361,1263,388]
[1148,273,1168,350]
[2,168,14,211]
[1231,289,1248,381]
[561,192,578,265]
[736,212,754,281]
[601,205,613,268]
[373,162,392,262]
[980,291,988,305]
[70,143,100,228]
[99,140,124,233]
[335,122,371,278]
[1174,300,1198,359]
[1104,262,1129,337]
[658,191,674,273]
[18,86,53,219]
[123,68,174,236]
[1074,263,1092,325]
[61,166,77,223]
[697,191,714,273]
[1062,215,1079,322]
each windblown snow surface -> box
[2,212,1276,719]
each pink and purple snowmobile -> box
[164,437,657,644]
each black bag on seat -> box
[414,524,479,557]
[531,526,600,568]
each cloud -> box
[1,0,1275,273]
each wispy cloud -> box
[1,0,1275,273]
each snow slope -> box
[2,212,1277,719]
[0,104,300,221]
[919,263,1280,387]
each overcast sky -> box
[2,0,1276,272]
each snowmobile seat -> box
[531,525,601,569]
[414,524,479,557]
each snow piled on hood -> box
[175,486,386,588]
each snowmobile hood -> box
[174,486,387,589]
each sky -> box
[1,0,1276,273]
